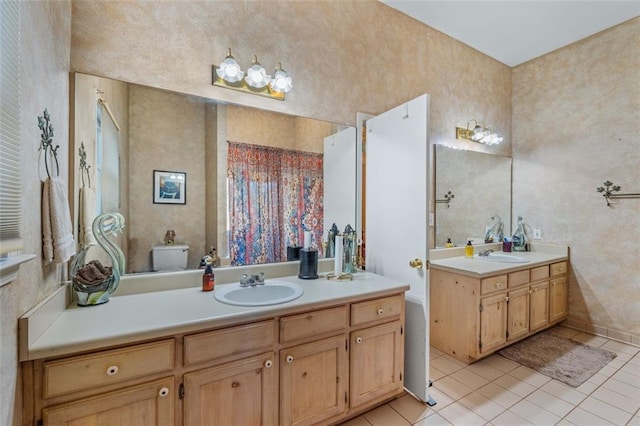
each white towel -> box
[78,186,97,248]
[42,177,76,264]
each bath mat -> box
[498,331,617,387]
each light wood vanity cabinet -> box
[431,259,568,364]
[23,292,405,426]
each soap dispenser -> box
[465,240,474,258]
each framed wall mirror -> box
[434,144,512,248]
[72,72,356,274]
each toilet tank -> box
[152,245,189,271]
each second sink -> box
[214,281,304,306]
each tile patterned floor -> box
[341,326,640,425]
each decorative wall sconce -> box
[435,191,455,208]
[456,119,503,145]
[212,48,292,101]
[596,180,640,207]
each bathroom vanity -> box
[19,265,408,426]
[429,244,569,364]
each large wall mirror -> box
[72,72,356,274]
[434,145,512,248]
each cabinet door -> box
[183,352,277,426]
[549,277,568,322]
[480,293,508,353]
[507,287,530,342]
[350,321,404,408]
[529,281,550,331]
[43,377,174,426]
[280,335,347,426]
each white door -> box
[323,127,357,235]
[365,94,430,402]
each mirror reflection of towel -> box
[79,186,97,248]
[42,177,76,264]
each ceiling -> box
[380,1,640,66]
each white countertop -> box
[20,271,409,361]
[429,246,568,278]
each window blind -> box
[0,1,23,254]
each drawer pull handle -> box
[264,360,273,368]
[286,355,294,363]
[377,308,384,316]
[231,381,240,388]
[495,283,502,288]
[356,336,363,344]
[159,387,169,397]
[106,366,119,376]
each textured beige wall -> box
[512,18,640,338]
[128,85,207,272]
[0,2,71,425]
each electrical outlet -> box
[533,229,542,240]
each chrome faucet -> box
[478,249,494,257]
[240,272,266,287]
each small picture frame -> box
[153,170,186,204]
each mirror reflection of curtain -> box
[227,142,323,266]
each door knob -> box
[409,258,423,269]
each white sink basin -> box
[214,281,304,306]
[477,253,530,263]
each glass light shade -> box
[471,125,485,141]
[244,56,270,88]
[270,64,292,93]
[217,50,244,83]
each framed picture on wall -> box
[153,170,186,204]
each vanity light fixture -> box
[212,48,292,101]
[456,119,503,145]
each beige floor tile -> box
[476,383,521,409]
[627,415,640,426]
[426,387,455,412]
[602,377,640,397]
[430,346,444,358]
[482,355,520,373]
[438,401,486,426]
[555,420,578,426]
[494,374,536,398]
[601,339,640,356]
[490,410,533,426]
[340,415,372,426]
[606,355,627,370]
[628,353,640,367]
[612,369,640,387]
[450,367,490,390]
[508,366,551,388]
[433,376,473,400]
[413,412,451,425]
[578,396,634,425]
[509,399,561,426]
[621,360,640,377]
[548,325,581,339]
[591,386,640,414]
[458,391,505,421]
[540,380,587,405]
[466,360,506,381]
[595,364,618,378]
[431,356,466,375]
[388,394,432,423]
[563,407,616,425]
[586,371,609,386]
[575,379,598,395]
[430,365,446,381]
[525,389,574,417]
[572,332,609,347]
[362,404,410,426]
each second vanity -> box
[429,243,569,364]
[19,261,408,426]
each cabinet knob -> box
[286,355,294,363]
[231,381,240,388]
[106,365,119,376]
[495,283,502,288]
[158,387,169,397]
[356,336,363,344]
[264,360,273,368]
[377,308,384,316]
[552,282,557,287]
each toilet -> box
[152,245,189,271]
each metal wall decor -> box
[596,180,640,207]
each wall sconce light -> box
[212,48,292,101]
[456,119,503,145]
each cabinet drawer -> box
[481,275,507,295]
[351,295,402,326]
[43,339,175,399]
[184,320,275,367]
[531,265,550,282]
[551,261,567,276]
[508,270,530,288]
[280,306,348,343]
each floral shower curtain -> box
[227,141,323,266]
